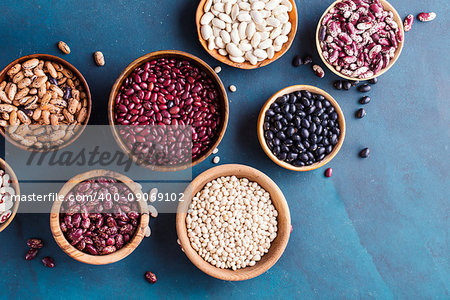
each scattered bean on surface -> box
[145,271,157,284]
[229,85,237,92]
[94,51,105,66]
[355,108,366,119]
[417,12,436,22]
[359,96,371,105]
[359,147,370,158]
[58,41,71,54]
[42,256,55,268]
[325,168,333,177]
[358,84,371,93]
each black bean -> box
[330,134,338,145]
[289,94,297,103]
[326,106,335,114]
[330,112,338,120]
[292,134,301,142]
[316,147,326,156]
[294,116,301,127]
[355,108,366,119]
[286,126,295,137]
[266,109,275,116]
[278,152,287,161]
[267,140,274,149]
[287,152,298,161]
[325,145,333,154]
[300,153,309,162]
[309,143,318,151]
[301,90,312,99]
[310,123,317,133]
[368,77,378,84]
[276,131,286,140]
[284,139,293,147]
[359,148,370,158]
[359,96,371,105]
[350,80,359,86]
[343,81,352,90]
[312,116,321,124]
[281,145,290,153]
[292,55,303,67]
[277,95,289,104]
[265,131,274,140]
[300,97,310,107]
[301,119,310,128]
[272,146,280,155]
[358,84,371,92]
[289,103,296,113]
[273,138,281,146]
[300,128,309,139]
[333,80,342,90]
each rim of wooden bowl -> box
[257,85,346,171]
[108,50,229,172]
[315,0,404,81]
[176,164,291,281]
[0,54,92,152]
[49,169,149,265]
[196,0,298,69]
[0,158,21,233]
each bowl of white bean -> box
[196,0,298,69]
[176,164,291,281]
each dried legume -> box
[200,0,293,65]
[0,168,16,224]
[59,177,141,256]
[114,57,222,165]
[263,90,341,167]
[318,0,402,78]
[187,176,278,270]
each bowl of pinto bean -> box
[50,170,149,265]
[108,50,229,172]
[0,54,91,151]
[316,0,404,81]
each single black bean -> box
[355,108,366,119]
[300,128,309,139]
[359,96,371,105]
[301,97,310,107]
[286,126,295,137]
[358,84,371,92]
[266,109,275,116]
[292,55,303,67]
[350,80,359,86]
[294,116,301,127]
[333,80,342,90]
[368,77,378,84]
[360,148,370,158]
[343,81,352,90]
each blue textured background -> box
[0,0,449,299]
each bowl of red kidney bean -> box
[108,50,229,171]
[316,0,404,80]
[257,85,346,171]
[50,170,149,265]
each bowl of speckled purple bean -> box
[50,170,149,265]
[108,50,229,171]
[316,0,404,80]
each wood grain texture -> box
[196,0,298,69]
[0,158,20,233]
[257,85,346,171]
[108,50,229,172]
[316,0,404,81]
[176,164,291,281]
[0,54,92,151]
[49,169,149,265]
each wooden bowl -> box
[0,54,92,151]
[315,0,404,81]
[0,158,20,233]
[196,0,298,69]
[176,164,291,281]
[50,169,149,265]
[257,85,346,171]
[108,50,229,172]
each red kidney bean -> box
[42,257,55,268]
[113,57,222,165]
[25,248,39,260]
[325,168,333,178]
[27,238,44,249]
[145,271,157,284]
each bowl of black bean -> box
[257,85,346,171]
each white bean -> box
[201,12,214,25]
[226,43,243,57]
[201,25,213,40]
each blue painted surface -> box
[0,0,449,299]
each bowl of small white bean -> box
[196,0,298,69]
[176,164,291,281]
